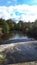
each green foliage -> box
[3,20,9,33]
[0,52,5,64]
[6,19,15,31]
[0,18,9,34]
[0,18,37,39]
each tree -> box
[6,19,15,31]
[0,18,9,34]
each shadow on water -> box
[0,31,15,43]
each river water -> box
[0,32,37,64]
[9,32,34,40]
[0,31,35,44]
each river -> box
[0,31,37,64]
[0,31,35,44]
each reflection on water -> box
[9,33,33,40]
[0,31,15,43]
[0,31,34,43]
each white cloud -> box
[0,4,37,22]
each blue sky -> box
[0,0,37,22]
[0,0,37,6]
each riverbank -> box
[7,61,37,65]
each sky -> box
[0,0,37,22]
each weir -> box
[0,41,37,64]
[0,41,37,52]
